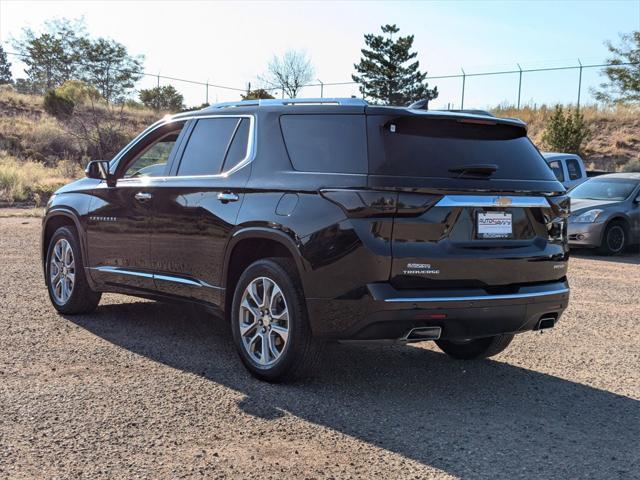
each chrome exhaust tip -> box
[402,326,442,342]
[536,316,556,330]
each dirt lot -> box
[0,216,638,479]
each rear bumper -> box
[306,280,569,341]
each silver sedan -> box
[568,173,640,255]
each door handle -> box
[217,192,239,203]
[135,192,153,202]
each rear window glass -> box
[566,158,582,180]
[368,115,557,181]
[280,114,367,173]
[548,160,565,182]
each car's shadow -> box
[67,301,639,479]
[572,248,640,265]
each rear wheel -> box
[598,220,628,256]
[231,258,322,382]
[435,334,514,359]
[45,226,101,314]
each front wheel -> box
[231,258,322,382]
[435,334,514,360]
[45,226,101,314]
[598,221,628,256]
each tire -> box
[230,257,322,382]
[45,226,101,314]
[598,220,628,256]
[435,334,514,360]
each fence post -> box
[156,72,160,111]
[577,59,583,111]
[517,63,523,109]
[206,79,209,105]
[461,68,466,109]
[317,79,324,98]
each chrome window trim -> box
[435,195,551,208]
[110,113,256,179]
[384,287,569,303]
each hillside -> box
[0,86,159,205]
[0,86,638,205]
[493,105,640,171]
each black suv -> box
[42,98,570,381]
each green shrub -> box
[56,80,101,105]
[0,134,22,155]
[43,90,75,117]
[541,105,589,154]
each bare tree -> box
[259,50,314,98]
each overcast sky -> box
[1,0,638,108]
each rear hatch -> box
[365,109,568,290]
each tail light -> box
[547,195,570,218]
[546,195,570,241]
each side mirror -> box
[634,194,640,204]
[85,160,113,184]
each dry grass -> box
[0,153,79,206]
[0,207,44,218]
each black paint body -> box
[42,103,570,341]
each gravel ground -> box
[1,216,639,479]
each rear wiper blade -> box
[448,163,499,178]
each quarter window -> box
[280,115,367,173]
[222,118,251,172]
[177,117,241,176]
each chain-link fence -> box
[4,48,638,109]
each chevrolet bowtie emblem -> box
[494,197,513,207]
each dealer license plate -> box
[477,211,513,239]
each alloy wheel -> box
[49,238,75,305]
[238,276,290,367]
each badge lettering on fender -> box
[403,263,440,275]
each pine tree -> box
[0,45,13,84]
[594,31,640,104]
[542,106,589,154]
[352,24,438,106]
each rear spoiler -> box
[364,105,527,130]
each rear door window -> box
[548,160,565,182]
[566,158,582,180]
[367,115,557,181]
[280,114,367,173]
[177,117,239,176]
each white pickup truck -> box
[542,152,588,190]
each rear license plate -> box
[477,211,513,239]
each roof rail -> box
[208,97,368,109]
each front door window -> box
[124,131,181,178]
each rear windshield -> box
[367,115,557,181]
